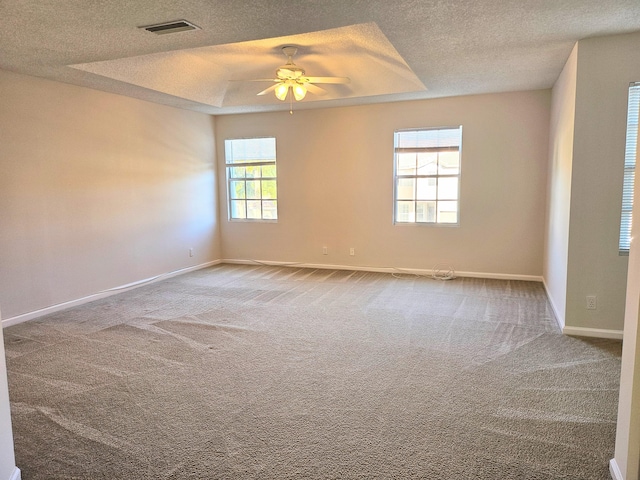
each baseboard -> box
[563,326,624,340]
[6,467,21,480]
[1,260,222,328]
[2,259,575,331]
[609,458,623,480]
[542,279,565,332]
[456,270,543,282]
[225,260,627,340]
[222,259,544,282]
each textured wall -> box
[0,69,220,320]
[216,90,551,278]
[544,43,578,328]
[564,32,640,333]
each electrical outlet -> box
[586,295,597,310]
[322,246,328,255]
[189,248,194,257]
[349,247,355,256]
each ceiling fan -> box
[250,46,350,103]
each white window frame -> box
[393,126,462,225]
[619,83,640,255]
[225,137,278,222]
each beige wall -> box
[0,69,220,320]
[562,31,640,333]
[544,43,578,328]
[216,90,551,277]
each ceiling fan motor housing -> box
[277,46,305,80]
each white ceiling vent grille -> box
[140,20,200,35]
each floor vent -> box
[140,20,200,35]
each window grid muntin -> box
[393,127,462,225]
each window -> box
[394,126,462,224]
[225,137,277,221]
[619,83,640,254]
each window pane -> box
[417,178,437,200]
[417,152,438,175]
[438,151,460,174]
[397,153,416,175]
[416,201,436,223]
[262,164,277,178]
[246,180,261,199]
[396,201,415,222]
[247,200,262,219]
[262,200,277,220]
[262,180,277,199]
[225,137,278,222]
[229,180,245,199]
[229,166,245,179]
[397,178,415,200]
[438,177,458,200]
[230,200,246,219]
[245,166,261,178]
[437,201,458,223]
[394,127,461,225]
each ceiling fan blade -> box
[305,83,327,96]
[305,76,350,84]
[257,84,279,96]
[247,78,279,82]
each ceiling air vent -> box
[140,20,200,35]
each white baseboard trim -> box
[5,259,623,341]
[563,326,624,340]
[541,280,624,341]
[226,260,625,340]
[2,260,222,328]
[609,458,623,480]
[453,270,543,282]
[542,279,565,332]
[8,467,21,480]
[222,259,544,282]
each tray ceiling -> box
[70,23,426,109]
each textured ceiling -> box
[2,0,640,115]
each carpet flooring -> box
[4,264,622,479]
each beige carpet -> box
[4,264,621,479]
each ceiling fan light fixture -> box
[249,45,350,107]
[293,83,307,101]
[274,83,289,101]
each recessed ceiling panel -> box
[70,23,426,108]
